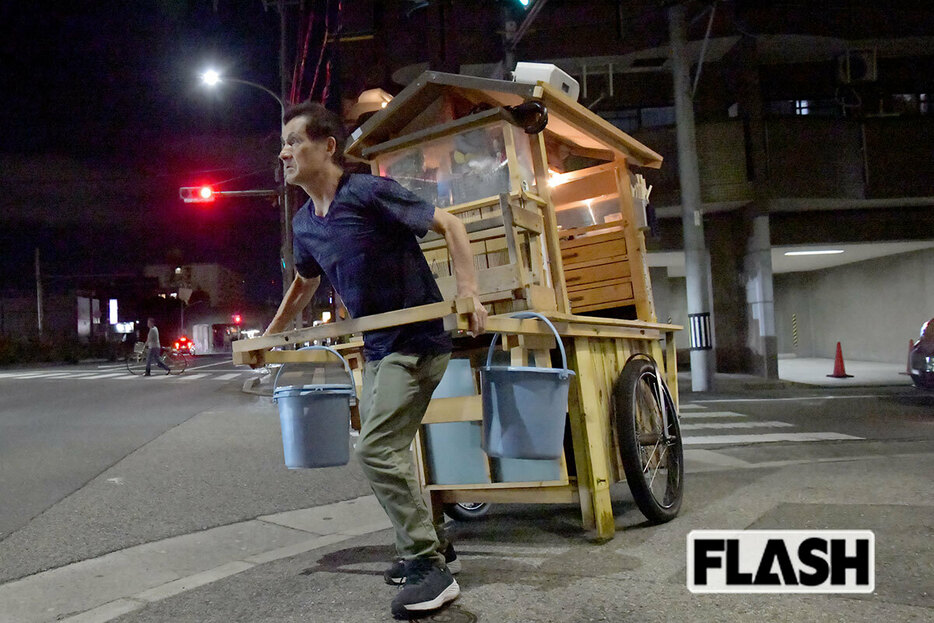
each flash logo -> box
[687,530,874,593]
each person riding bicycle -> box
[143,317,171,376]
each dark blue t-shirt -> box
[292,173,453,361]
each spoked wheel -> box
[613,357,684,523]
[125,351,147,375]
[443,502,491,522]
[164,351,188,375]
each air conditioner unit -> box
[838,49,877,83]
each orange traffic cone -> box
[827,342,853,378]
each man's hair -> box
[283,101,347,164]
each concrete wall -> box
[774,248,934,363]
[653,247,934,366]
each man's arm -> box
[430,208,488,336]
[264,273,321,335]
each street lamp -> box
[199,69,294,309]
[200,70,285,118]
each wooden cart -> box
[233,71,683,541]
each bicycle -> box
[125,343,187,376]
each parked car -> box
[908,318,934,390]
[173,335,196,356]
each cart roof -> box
[345,71,663,169]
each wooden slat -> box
[434,263,522,300]
[233,299,466,355]
[531,132,570,313]
[422,395,483,424]
[565,260,631,288]
[432,485,577,503]
[568,281,635,310]
[614,162,657,322]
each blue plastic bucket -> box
[272,346,355,469]
[423,359,491,485]
[479,312,575,460]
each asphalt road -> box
[0,369,931,621]
[0,355,258,538]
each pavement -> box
[1,358,930,623]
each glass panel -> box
[556,197,621,230]
[509,125,536,192]
[377,123,510,208]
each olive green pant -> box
[356,351,451,564]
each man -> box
[143,318,170,376]
[265,102,487,619]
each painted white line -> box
[214,373,242,381]
[177,373,209,381]
[679,410,748,419]
[679,403,707,411]
[689,394,891,404]
[681,420,795,431]
[683,432,862,445]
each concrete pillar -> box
[669,4,716,391]
[744,213,778,377]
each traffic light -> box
[179,186,215,203]
[232,313,242,325]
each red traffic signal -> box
[232,314,242,325]
[179,186,215,203]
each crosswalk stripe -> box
[178,373,209,381]
[214,373,241,380]
[681,420,795,431]
[679,404,707,411]
[679,411,747,419]
[683,432,861,445]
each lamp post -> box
[200,70,294,306]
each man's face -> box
[279,116,335,187]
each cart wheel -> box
[613,358,683,524]
[443,502,491,522]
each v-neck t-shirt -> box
[292,173,452,361]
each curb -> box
[0,496,390,623]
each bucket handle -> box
[273,345,356,396]
[485,311,570,380]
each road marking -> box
[680,403,707,411]
[680,420,795,430]
[214,373,241,380]
[683,432,861,445]
[680,410,747,419]
[688,394,893,404]
[178,373,209,381]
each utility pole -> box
[35,248,44,338]
[277,0,295,309]
[669,3,716,391]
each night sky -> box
[1,1,290,302]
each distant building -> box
[143,263,245,308]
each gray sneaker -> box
[390,558,459,620]
[384,541,460,585]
